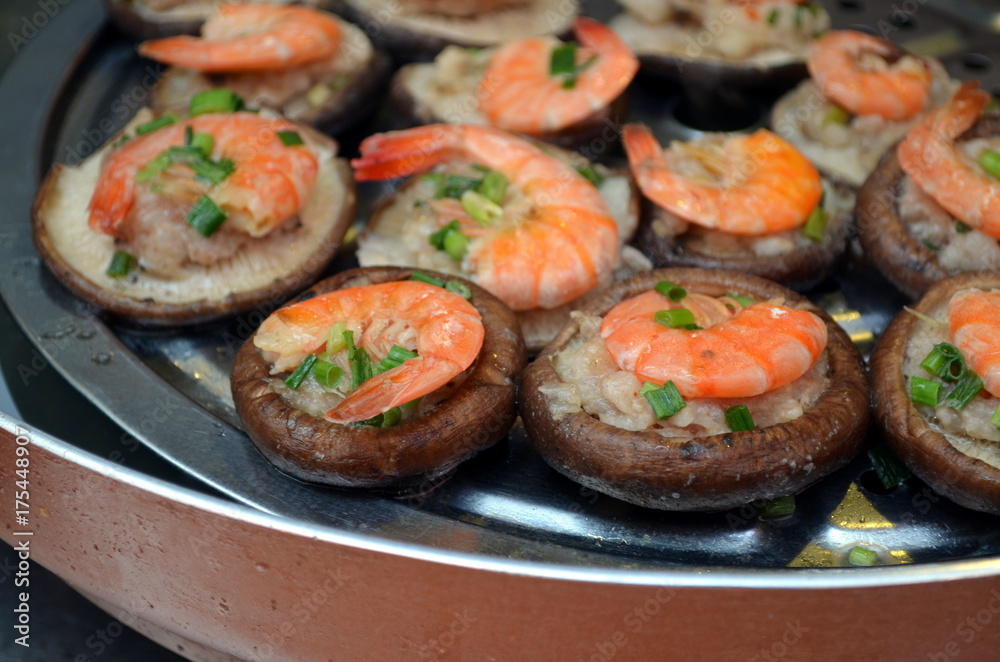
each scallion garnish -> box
[105,250,136,278]
[445,280,473,299]
[376,345,418,374]
[461,190,503,226]
[345,330,373,390]
[429,220,469,260]
[944,372,983,410]
[979,149,1000,180]
[190,132,214,157]
[356,406,402,429]
[767,8,780,25]
[549,41,596,89]
[423,173,480,200]
[803,206,829,242]
[135,113,179,136]
[311,359,343,390]
[575,165,604,187]
[135,154,172,183]
[189,88,245,116]
[285,354,318,389]
[277,130,305,147]
[190,157,236,185]
[955,220,973,234]
[757,495,795,520]
[411,271,445,288]
[326,322,347,354]
[726,293,755,308]
[429,220,459,250]
[654,308,696,329]
[186,195,227,237]
[920,342,965,382]
[909,376,940,406]
[848,546,878,566]
[654,280,687,302]
[822,105,851,126]
[640,381,686,419]
[478,170,508,205]
[992,404,1000,430]
[868,445,911,491]
[724,404,756,432]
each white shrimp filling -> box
[153,18,375,121]
[38,110,348,304]
[543,311,829,438]
[400,46,493,126]
[646,175,852,256]
[901,294,1000,468]
[899,137,1000,272]
[771,59,957,187]
[611,0,828,65]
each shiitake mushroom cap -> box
[856,115,1000,300]
[230,266,528,488]
[519,268,870,511]
[870,270,1000,515]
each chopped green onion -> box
[945,372,983,410]
[921,238,940,252]
[285,354,318,389]
[135,113,178,136]
[757,495,795,520]
[793,4,804,28]
[443,228,469,261]
[111,133,132,148]
[550,42,578,76]
[654,308,696,328]
[184,124,193,145]
[726,293,755,308]
[987,97,1000,113]
[381,406,402,427]
[277,130,305,147]
[186,195,227,237]
[909,376,940,406]
[868,445,911,491]
[640,381,686,419]
[478,170,508,205]
[822,105,852,125]
[189,88,245,116]
[376,345,418,374]
[955,220,972,234]
[411,271,445,288]
[190,157,235,185]
[575,164,604,187]
[190,132,215,157]
[423,173,480,200]
[445,280,473,299]
[920,342,965,382]
[326,322,347,355]
[654,280,687,302]
[979,149,1000,180]
[724,404,756,432]
[429,220,460,250]
[803,206,829,242]
[311,360,343,390]
[105,251,136,278]
[461,190,504,226]
[806,1,822,17]
[767,8,780,25]
[992,404,1000,430]
[136,154,172,183]
[346,331,373,391]
[848,546,878,566]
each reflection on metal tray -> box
[3,0,1000,573]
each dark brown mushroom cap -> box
[638,54,807,91]
[856,114,1000,300]
[519,268,869,511]
[631,184,853,292]
[104,0,203,40]
[231,266,527,488]
[870,271,1000,515]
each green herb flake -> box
[757,495,795,520]
[654,308,696,329]
[640,381,686,419]
[285,354,318,390]
[186,195,227,237]
[724,404,756,432]
[135,113,179,136]
[277,130,305,147]
[105,250,136,279]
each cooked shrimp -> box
[948,290,1000,398]
[807,30,931,121]
[254,280,485,423]
[623,124,823,235]
[897,82,1000,238]
[477,17,638,134]
[88,113,318,238]
[351,124,619,311]
[601,290,827,399]
[138,4,342,73]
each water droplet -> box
[76,329,95,340]
[92,352,113,365]
[255,562,269,572]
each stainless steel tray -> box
[4,0,1000,574]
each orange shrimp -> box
[897,82,1000,238]
[477,17,638,134]
[948,290,1000,398]
[807,30,931,121]
[351,124,619,311]
[138,3,342,73]
[601,290,827,399]
[88,113,318,238]
[253,280,485,423]
[623,124,823,235]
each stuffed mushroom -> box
[871,271,1000,515]
[519,268,869,511]
[105,0,331,40]
[33,101,355,325]
[230,266,527,488]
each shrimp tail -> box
[930,81,989,141]
[352,126,461,181]
[622,124,667,169]
[325,357,459,423]
[87,170,135,235]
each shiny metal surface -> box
[2,0,1000,582]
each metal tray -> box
[4,0,1000,574]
